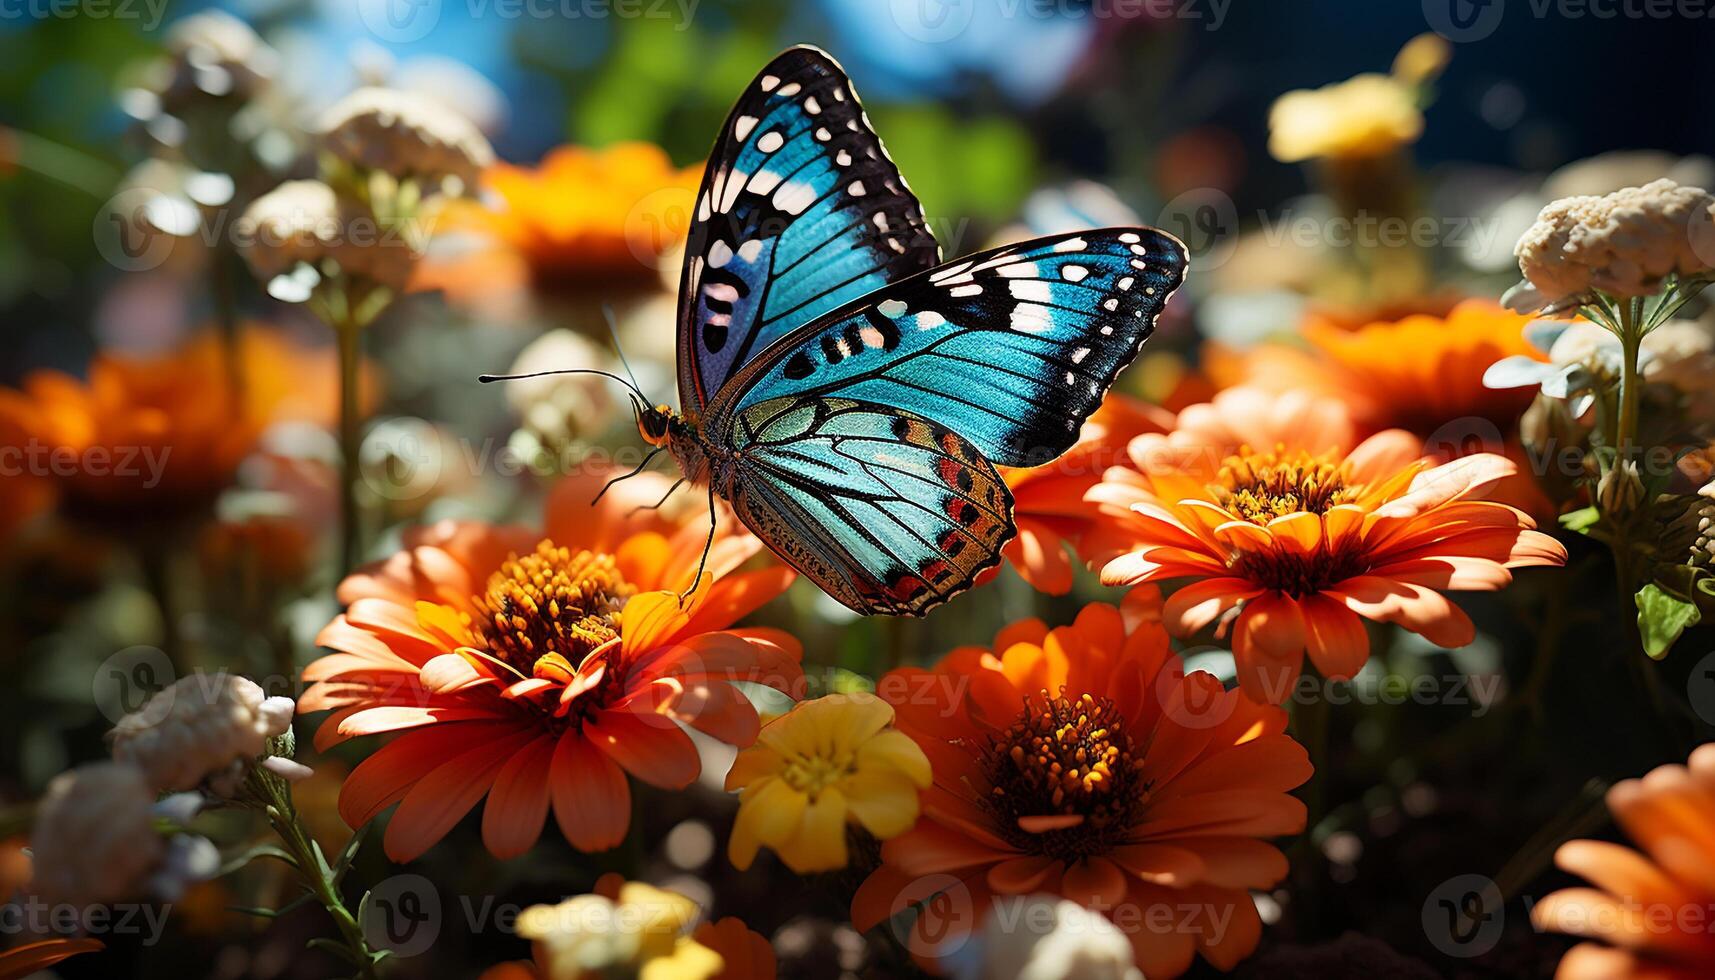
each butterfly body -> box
[639,45,1187,617]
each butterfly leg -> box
[591,446,665,504]
[627,477,685,518]
[678,484,719,607]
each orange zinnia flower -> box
[298,466,800,861]
[853,603,1310,978]
[1533,744,1715,979]
[1090,387,1566,702]
[999,392,1174,595]
[415,142,701,303]
[1208,300,1553,513]
[0,328,350,520]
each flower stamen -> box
[471,541,634,679]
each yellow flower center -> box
[780,753,855,799]
[472,541,635,680]
[976,692,1148,861]
[1211,446,1360,525]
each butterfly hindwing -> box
[676,45,940,412]
[710,228,1188,468]
[726,396,1014,616]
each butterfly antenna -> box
[478,368,648,403]
[602,304,650,404]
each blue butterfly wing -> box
[705,227,1187,615]
[726,397,1014,616]
[712,228,1188,467]
[675,45,940,413]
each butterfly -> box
[494,46,1187,616]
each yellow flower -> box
[724,693,931,873]
[516,875,723,980]
[1268,35,1445,163]
[1268,73,1421,163]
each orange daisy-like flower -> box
[0,328,349,520]
[1533,744,1715,980]
[998,392,1174,595]
[1209,299,1544,440]
[1090,387,1567,702]
[298,466,801,862]
[853,603,1310,978]
[0,938,103,980]
[416,142,701,303]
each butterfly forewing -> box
[712,228,1188,468]
[676,45,940,413]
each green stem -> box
[1615,302,1643,463]
[262,775,379,979]
[336,320,364,577]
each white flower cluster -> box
[318,87,494,191]
[28,765,216,908]
[110,673,297,795]
[1511,179,1715,312]
[236,179,420,292]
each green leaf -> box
[306,937,361,966]
[219,843,298,876]
[1637,583,1702,659]
[1559,506,1601,533]
[330,821,373,887]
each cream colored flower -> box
[517,878,722,980]
[157,10,278,107]
[504,330,618,453]
[110,674,294,794]
[235,179,418,291]
[968,895,1142,980]
[28,763,164,908]
[1512,179,1715,310]
[318,87,493,190]
[1268,73,1421,163]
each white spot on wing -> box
[1118,276,1134,291]
[949,284,983,298]
[878,299,908,317]
[707,240,733,268]
[915,311,947,330]
[1053,237,1087,253]
[773,181,817,215]
[734,116,757,141]
[777,82,802,97]
[1011,303,1054,334]
[737,239,764,262]
[998,262,1037,278]
[1061,264,1089,283]
[760,75,780,92]
[757,131,784,153]
[1119,232,1141,243]
[1009,280,1052,302]
[848,180,867,196]
[804,96,821,114]
[749,170,783,195]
